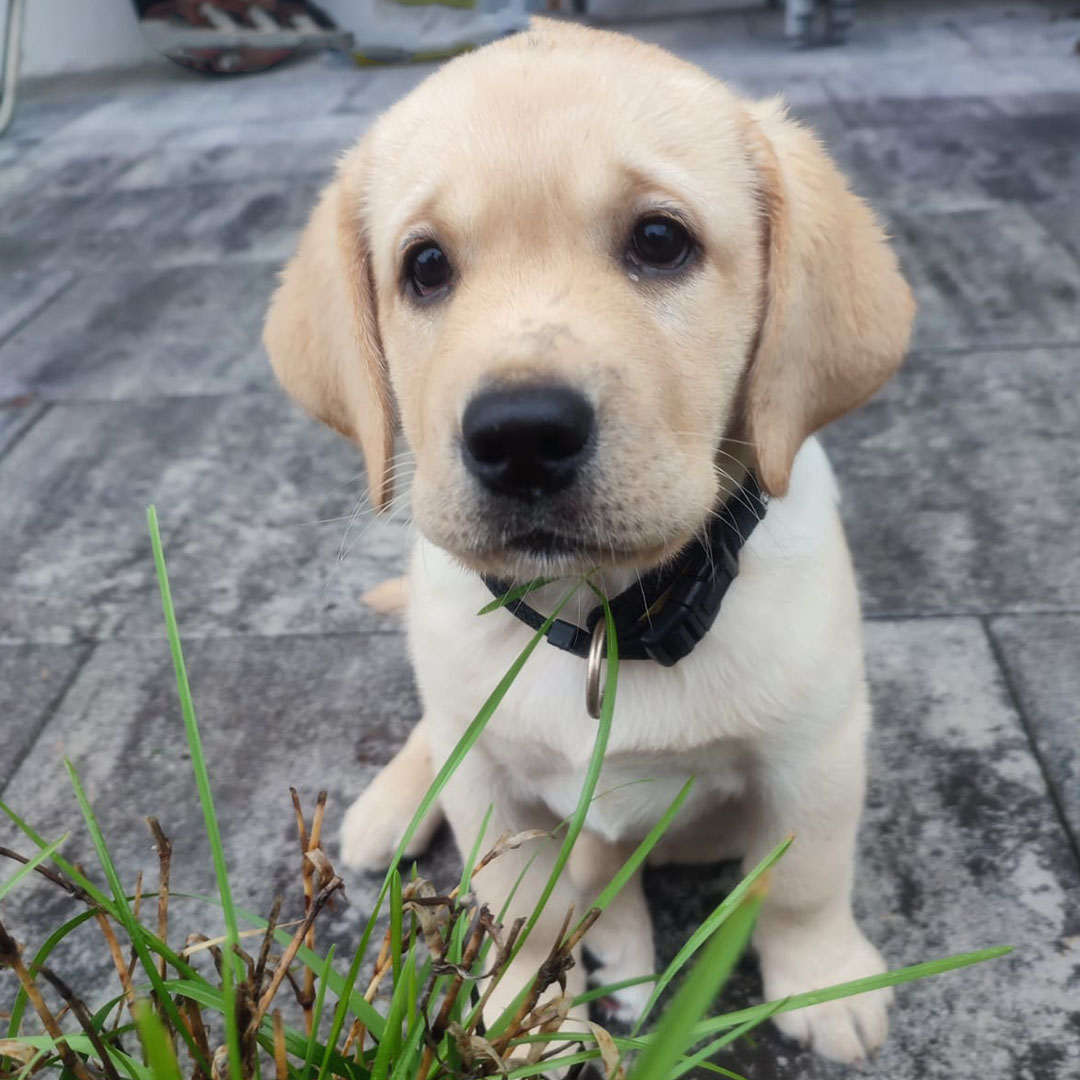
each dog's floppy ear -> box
[264,147,395,510]
[743,99,914,496]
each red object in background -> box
[138,0,330,75]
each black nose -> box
[461,383,595,499]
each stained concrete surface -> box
[1,1,1079,1077]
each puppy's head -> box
[265,21,913,581]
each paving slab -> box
[0,174,327,279]
[835,107,1080,213]
[52,65,359,141]
[112,116,369,191]
[334,62,442,116]
[0,395,407,644]
[0,94,114,172]
[0,262,281,400]
[824,346,1080,617]
[887,204,1080,351]
[987,614,1080,844]
[0,643,91,789]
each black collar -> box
[482,473,767,667]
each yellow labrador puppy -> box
[265,18,914,1065]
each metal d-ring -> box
[586,619,607,720]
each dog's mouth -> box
[453,523,693,581]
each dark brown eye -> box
[629,216,693,271]
[407,243,452,297]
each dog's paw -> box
[761,927,892,1064]
[583,944,655,1031]
[338,781,441,872]
[587,979,651,1033]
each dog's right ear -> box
[264,147,395,511]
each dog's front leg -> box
[747,694,890,1064]
[339,718,445,871]
[567,831,654,1026]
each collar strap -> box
[482,473,767,667]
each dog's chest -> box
[485,722,750,842]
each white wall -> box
[4,0,160,79]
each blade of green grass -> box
[667,1007,774,1080]
[458,802,493,898]
[389,870,404,1000]
[0,834,68,903]
[632,834,793,1036]
[627,884,763,1080]
[304,944,336,1077]
[572,778,693,937]
[521,587,620,939]
[487,589,621,1038]
[10,1035,152,1080]
[134,1001,183,1080]
[369,933,416,1080]
[386,994,427,1080]
[63,761,210,1075]
[477,578,554,615]
[573,973,656,1007]
[147,505,242,1080]
[506,1050,599,1078]
[516,945,1010,1065]
[687,946,1012,1042]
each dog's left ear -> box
[743,99,915,496]
[263,145,396,511]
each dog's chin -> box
[447,527,695,583]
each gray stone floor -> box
[2,1,1079,1077]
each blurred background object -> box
[136,1,349,74]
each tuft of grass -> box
[0,509,1009,1080]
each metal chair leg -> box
[0,0,27,137]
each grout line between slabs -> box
[865,608,1080,622]
[2,612,1079,650]
[0,404,54,466]
[0,274,78,352]
[980,615,1080,873]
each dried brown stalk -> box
[290,788,329,1035]
[467,916,526,1039]
[491,907,577,1059]
[253,895,283,1002]
[0,847,93,905]
[146,818,172,983]
[35,966,122,1080]
[272,1012,288,1080]
[341,1018,366,1061]
[93,913,136,1023]
[415,908,490,1080]
[0,919,101,1080]
[248,875,344,1035]
[183,996,212,1080]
